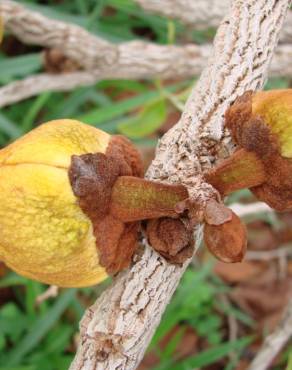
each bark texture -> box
[1,1,292,109]
[135,0,230,29]
[0,1,208,73]
[134,0,292,43]
[69,1,291,370]
[1,43,292,108]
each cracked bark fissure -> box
[69,1,291,369]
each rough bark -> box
[134,0,230,29]
[69,1,291,370]
[1,43,292,108]
[134,0,292,43]
[0,1,208,73]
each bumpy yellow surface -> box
[252,90,292,158]
[0,119,110,287]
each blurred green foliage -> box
[0,0,290,369]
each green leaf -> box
[77,81,187,126]
[172,337,252,370]
[118,99,166,138]
[159,327,185,361]
[22,92,52,132]
[77,89,160,125]
[0,367,36,370]
[0,303,28,341]
[286,351,292,370]
[0,112,22,139]
[6,289,76,365]
[0,272,28,288]
[0,54,42,83]
[154,337,252,370]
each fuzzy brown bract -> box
[207,90,292,212]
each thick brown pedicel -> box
[69,135,143,274]
[205,149,266,195]
[110,176,189,222]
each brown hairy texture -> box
[146,218,194,264]
[210,90,292,211]
[251,154,292,211]
[226,91,279,156]
[225,90,253,145]
[204,199,233,226]
[110,176,189,222]
[94,215,139,274]
[107,135,144,178]
[69,135,144,275]
[69,153,120,221]
[204,211,247,263]
[240,116,279,157]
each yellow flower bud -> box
[0,119,190,287]
[0,120,112,287]
[206,89,292,211]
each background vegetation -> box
[0,1,291,369]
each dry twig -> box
[134,0,292,43]
[248,298,292,370]
[0,1,208,74]
[36,285,59,305]
[230,202,273,218]
[68,1,291,369]
[1,1,292,109]
[246,244,292,261]
[1,43,292,108]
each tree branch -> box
[134,0,292,43]
[230,202,273,217]
[1,42,292,108]
[1,1,292,109]
[134,0,230,29]
[0,72,102,108]
[0,1,208,73]
[69,1,291,369]
[247,298,292,370]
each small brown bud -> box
[146,218,194,264]
[204,211,247,263]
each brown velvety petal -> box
[106,135,144,177]
[225,91,253,145]
[146,218,194,264]
[69,153,120,221]
[204,211,247,263]
[224,91,292,212]
[94,214,140,274]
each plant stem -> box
[205,149,266,195]
[110,176,189,222]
